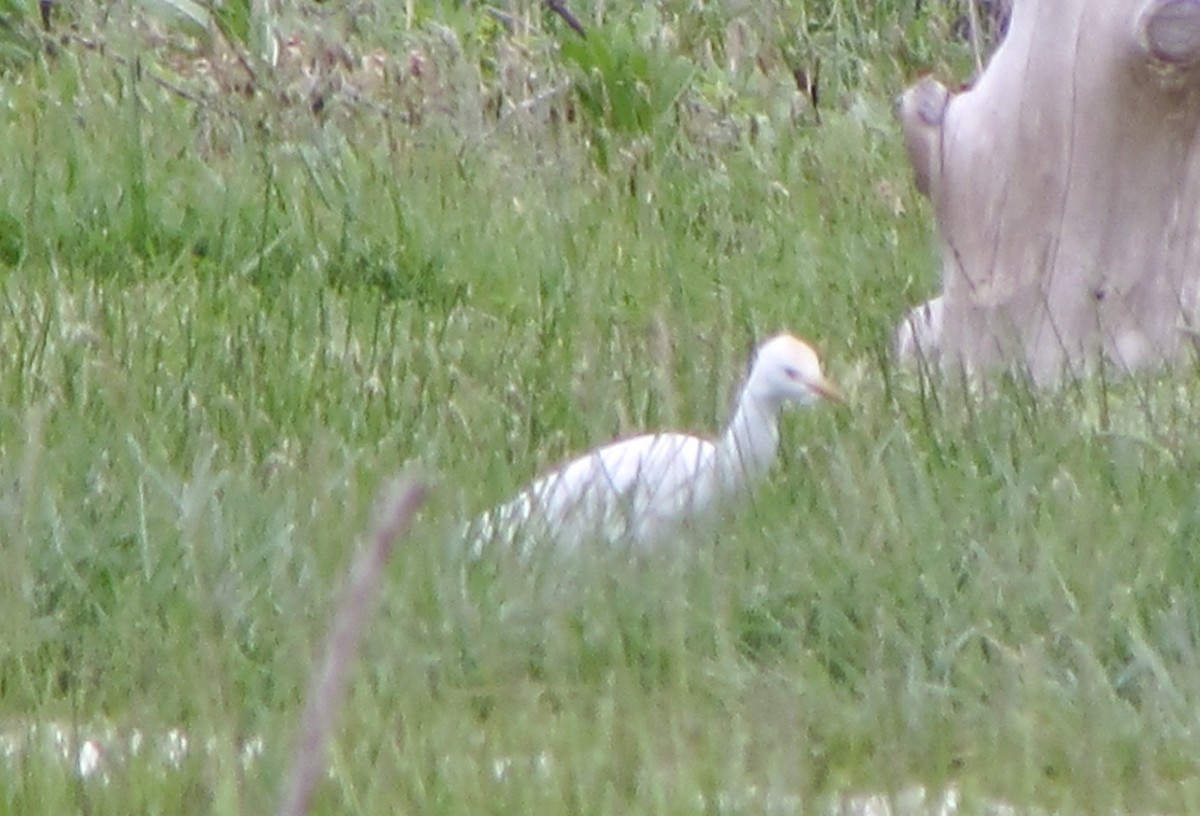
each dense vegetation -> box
[1,1,1197,813]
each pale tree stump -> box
[895,0,1200,383]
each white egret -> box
[469,333,843,554]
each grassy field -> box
[2,0,1200,813]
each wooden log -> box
[896,0,1200,382]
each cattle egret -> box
[468,333,843,554]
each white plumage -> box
[469,333,842,553]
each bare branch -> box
[545,0,586,39]
[276,480,429,816]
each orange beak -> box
[812,376,846,404]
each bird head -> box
[748,333,844,409]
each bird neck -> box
[716,392,781,493]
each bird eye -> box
[783,366,801,380]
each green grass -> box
[1,1,1198,814]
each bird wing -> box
[522,432,718,549]
[472,432,719,553]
